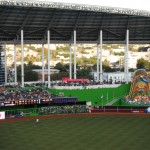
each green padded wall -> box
[50,84,131,106]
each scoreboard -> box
[0,97,78,107]
[0,99,52,107]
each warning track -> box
[0,112,150,123]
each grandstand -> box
[0,1,150,116]
[0,2,150,150]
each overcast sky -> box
[37,0,150,11]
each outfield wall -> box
[50,84,131,106]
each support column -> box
[99,30,103,83]
[42,44,45,83]
[47,30,51,88]
[124,44,126,83]
[21,30,24,87]
[74,30,77,79]
[4,44,7,84]
[96,44,99,82]
[125,29,129,83]
[14,44,17,84]
[124,46,126,83]
[69,44,72,79]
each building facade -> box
[91,71,132,83]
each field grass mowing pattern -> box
[0,116,150,150]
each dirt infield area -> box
[0,112,150,123]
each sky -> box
[36,0,150,11]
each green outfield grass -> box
[0,116,150,150]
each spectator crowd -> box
[0,88,51,102]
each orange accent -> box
[144,86,148,91]
[135,87,139,91]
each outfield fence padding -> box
[50,84,131,106]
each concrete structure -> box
[91,71,132,83]
[32,68,60,81]
[0,0,150,86]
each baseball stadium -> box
[0,0,150,150]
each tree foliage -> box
[77,56,96,66]
[138,46,150,52]
[17,62,40,82]
[54,62,68,72]
[52,62,93,80]
[136,58,150,70]
[77,69,93,80]
[114,52,124,56]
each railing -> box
[3,105,88,119]
[3,105,148,120]
[52,84,121,90]
[5,108,39,119]
[90,106,147,113]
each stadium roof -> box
[0,0,150,44]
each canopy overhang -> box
[0,0,150,44]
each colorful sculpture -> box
[125,69,150,105]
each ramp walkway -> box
[105,97,121,106]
